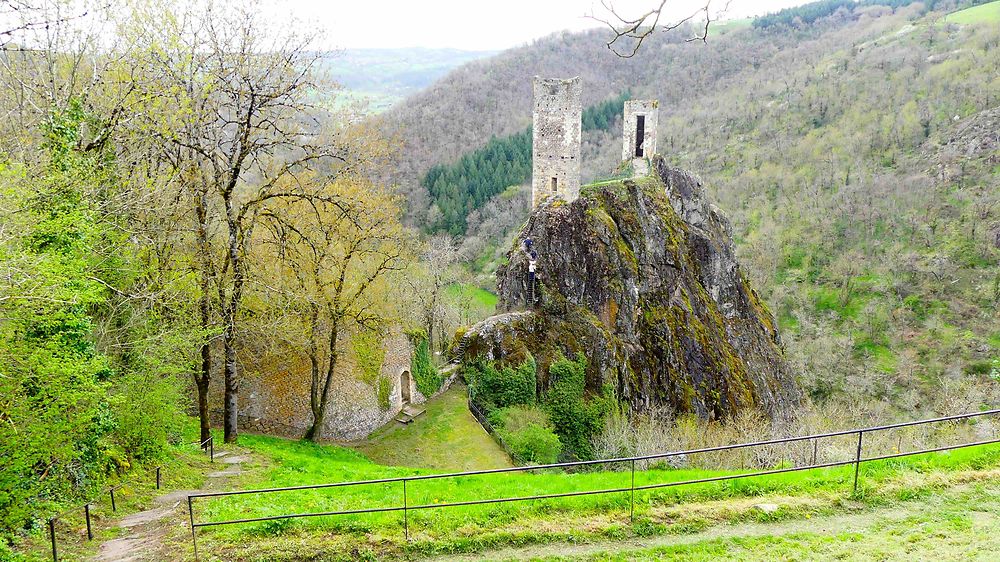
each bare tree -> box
[135,0,355,443]
[408,234,459,354]
[589,0,729,58]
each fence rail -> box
[467,396,526,465]
[44,435,214,561]
[186,409,1000,559]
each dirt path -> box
[424,485,985,562]
[92,450,246,561]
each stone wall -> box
[622,100,659,176]
[531,76,582,207]
[208,328,417,441]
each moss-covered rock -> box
[464,156,801,421]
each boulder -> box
[463,156,801,421]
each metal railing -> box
[44,435,214,561]
[186,410,1000,559]
[467,396,527,465]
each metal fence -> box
[185,409,1000,558]
[466,396,527,465]
[44,435,214,561]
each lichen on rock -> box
[463,156,801,421]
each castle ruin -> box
[622,100,659,176]
[531,76,581,208]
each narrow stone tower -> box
[622,100,659,176]
[532,76,582,208]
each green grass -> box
[191,421,1000,559]
[445,283,498,310]
[352,383,511,471]
[945,0,1000,24]
[538,484,1000,560]
[714,18,753,34]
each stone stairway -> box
[394,404,426,425]
[450,331,473,364]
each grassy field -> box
[353,384,511,471]
[945,0,1000,24]
[488,482,1000,561]
[16,411,1000,561]
[188,420,1000,560]
[445,283,498,310]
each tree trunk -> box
[222,197,245,444]
[306,317,340,442]
[195,186,213,446]
[197,341,211,445]
[223,328,239,443]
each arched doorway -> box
[400,370,412,405]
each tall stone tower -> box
[622,100,659,176]
[532,76,582,208]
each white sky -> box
[261,0,816,50]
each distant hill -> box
[317,48,497,113]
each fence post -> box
[210,437,214,463]
[110,488,116,512]
[630,458,635,523]
[812,439,818,466]
[85,504,93,540]
[852,430,864,494]
[156,466,161,490]
[48,518,57,561]
[403,479,409,541]
[188,496,198,561]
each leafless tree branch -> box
[588,0,731,58]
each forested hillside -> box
[388,1,1000,418]
[422,91,630,234]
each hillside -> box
[388,2,1000,421]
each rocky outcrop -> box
[464,156,801,420]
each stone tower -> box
[622,100,659,176]
[532,76,582,208]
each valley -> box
[1,0,997,560]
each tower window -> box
[551,177,558,193]
[635,115,645,158]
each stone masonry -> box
[622,100,659,176]
[208,327,419,441]
[532,76,582,208]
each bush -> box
[491,404,549,431]
[109,371,185,461]
[409,335,442,397]
[499,424,562,464]
[492,405,562,464]
[544,353,613,461]
[468,357,536,411]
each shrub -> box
[409,335,442,397]
[468,357,536,411]
[492,404,550,431]
[499,424,562,464]
[544,353,613,461]
[109,371,185,462]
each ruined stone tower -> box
[622,100,659,176]
[532,76,582,208]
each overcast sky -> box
[260,0,816,51]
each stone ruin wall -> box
[531,76,582,207]
[207,328,417,441]
[622,100,659,175]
